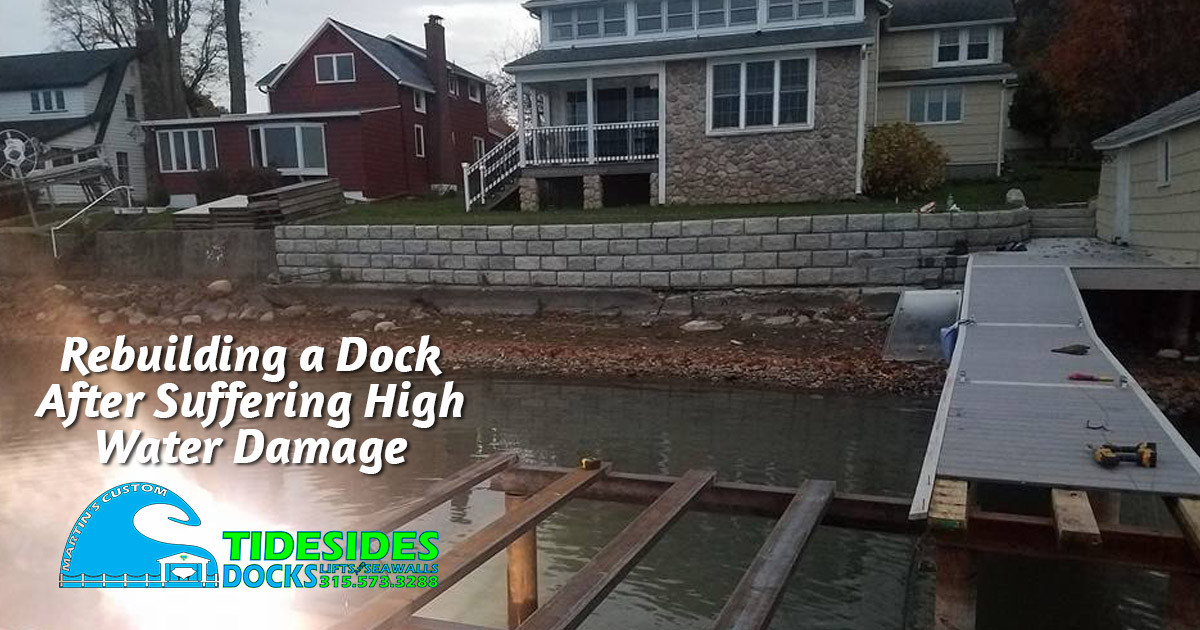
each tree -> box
[46,0,252,115]
[1009,70,1060,149]
[483,29,540,129]
[224,0,245,114]
[1041,0,1200,141]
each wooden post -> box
[1091,491,1121,526]
[506,493,539,629]
[1167,572,1200,630]
[1172,292,1194,351]
[934,545,976,630]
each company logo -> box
[60,482,219,588]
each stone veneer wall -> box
[276,209,1031,288]
[663,48,860,205]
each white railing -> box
[50,185,131,258]
[462,120,661,211]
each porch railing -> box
[462,131,521,212]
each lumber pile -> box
[175,179,343,230]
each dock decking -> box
[912,241,1200,518]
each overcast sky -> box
[0,0,536,111]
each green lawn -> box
[314,162,1098,226]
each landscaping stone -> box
[763,315,796,327]
[680,319,724,332]
[279,305,307,319]
[97,311,117,325]
[181,314,202,326]
[374,321,397,332]
[349,309,377,323]
[1157,348,1183,360]
[206,279,233,297]
[1005,188,1026,206]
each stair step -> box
[1029,207,1095,219]
[1031,226,1096,238]
[1032,217,1096,228]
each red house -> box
[145,16,490,206]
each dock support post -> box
[934,545,976,630]
[1091,491,1121,526]
[1172,291,1194,351]
[506,493,539,629]
[1167,572,1200,630]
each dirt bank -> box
[0,278,943,397]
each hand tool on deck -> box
[1052,344,1090,356]
[1091,442,1157,468]
[1069,372,1114,382]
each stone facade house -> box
[464,0,1017,211]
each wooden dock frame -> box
[324,455,1200,630]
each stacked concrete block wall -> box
[1028,206,1096,238]
[276,209,1030,288]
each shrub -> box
[196,167,284,203]
[864,122,948,199]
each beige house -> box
[1094,90,1200,264]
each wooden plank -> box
[1168,497,1200,559]
[365,453,519,532]
[506,494,539,629]
[519,469,716,630]
[331,464,609,630]
[934,546,976,630]
[709,479,835,630]
[1050,489,1102,547]
[929,479,969,531]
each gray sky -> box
[0,0,536,111]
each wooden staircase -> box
[463,131,522,212]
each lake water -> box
[0,343,1177,629]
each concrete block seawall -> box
[276,209,1032,289]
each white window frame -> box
[413,90,427,113]
[30,89,66,113]
[448,76,460,97]
[468,81,482,103]
[933,27,994,67]
[907,86,965,125]
[1158,135,1172,187]
[414,124,426,158]
[115,151,130,184]
[156,128,218,173]
[124,92,138,120]
[473,136,486,161]
[314,53,356,84]
[247,123,328,176]
[705,53,817,136]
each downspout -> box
[658,62,667,206]
[855,43,868,196]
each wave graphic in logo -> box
[60,482,218,588]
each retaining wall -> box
[276,208,1031,288]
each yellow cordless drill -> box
[1092,442,1157,468]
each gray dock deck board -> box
[911,243,1200,518]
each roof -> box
[887,0,1016,30]
[255,64,286,87]
[0,48,137,91]
[1093,89,1200,150]
[878,63,1015,85]
[0,117,94,142]
[142,108,375,127]
[506,22,874,70]
[385,35,488,84]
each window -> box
[156,128,217,173]
[473,137,486,161]
[1159,136,1172,186]
[248,124,327,174]
[709,57,813,132]
[667,0,694,30]
[768,0,854,21]
[908,86,963,123]
[468,81,482,103]
[314,53,355,83]
[449,76,460,97]
[936,27,992,64]
[115,151,130,184]
[30,89,66,113]
[124,93,137,120]
[636,1,662,32]
[414,124,426,158]
[698,0,725,28]
[413,90,427,113]
[730,0,757,24]
[603,4,627,35]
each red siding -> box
[446,83,492,168]
[269,26,402,114]
[360,108,407,198]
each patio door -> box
[1114,148,1131,243]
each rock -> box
[322,304,347,316]
[410,307,429,320]
[198,300,230,323]
[1185,355,1200,363]
[280,304,307,319]
[127,311,147,325]
[181,314,203,326]
[44,284,74,298]
[238,305,263,321]
[1005,188,1026,207]
[374,321,397,332]
[795,314,812,325]
[1157,348,1183,360]
[349,309,376,323]
[739,313,754,322]
[206,279,233,297]
[763,315,795,327]
[680,319,724,332]
[259,311,275,323]
[97,310,117,325]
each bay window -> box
[249,123,327,174]
[935,27,992,65]
[908,86,963,124]
[157,128,217,173]
[709,57,813,132]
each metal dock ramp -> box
[912,247,1200,518]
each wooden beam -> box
[368,452,519,532]
[934,545,976,630]
[333,464,609,630]
[1168,498,1200,560]
[1050,489,1101,547]
[929,479,969,531]
[506,494,540,629]
[517,470,716,630]
[1167,572,1200,630]
[710,480,835,630]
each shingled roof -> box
[0,48,136,144]
[1094,90,1200,150]
[887,0,1016,30]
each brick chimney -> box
[424,15,457,188]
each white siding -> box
[101,62,148,201]
[876,81,1004,168]
[0,75,105,122]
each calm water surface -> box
[0,343,1178,630]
